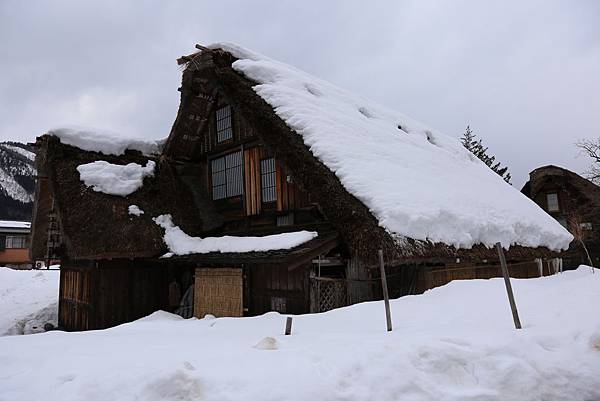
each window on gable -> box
[215,105,233,143]
[260,158,277,203]
[546,193,559,212]
[211,150,243,200]
[6,235,27,249]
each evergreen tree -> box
[460,126,512,184]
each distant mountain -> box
[0,142,35,221]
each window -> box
[215,105,233,142]
[260,158,277,203]
[546,193,559,212]
[277,213,294,227]
[211,151,243,200]
[6,235,27,249]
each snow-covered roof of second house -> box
[208,43,572,251]
[0,220,31,230]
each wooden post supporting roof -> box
[495,242,522,330]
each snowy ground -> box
[0,267,599,401]
[0,267,59,335]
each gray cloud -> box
[1,0,599,186]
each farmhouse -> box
[0,220,31,268]
[522,165,600,268]
[30,44,572,331]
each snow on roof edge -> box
[153,214,318,255]
[47,127,165,156]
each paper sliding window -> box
[261,158,277,203]
[216,105,233,143]
[212,151,243,200]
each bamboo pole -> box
[495,242,522,329]
[378,249,393,332]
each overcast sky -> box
[1,0,599,186]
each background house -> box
[0,220,31,268]
[522,165,600,268]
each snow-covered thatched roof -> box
[193,43,572,252]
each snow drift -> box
[0,267,598,401]
[207,43,573,251]
[0,267,59,335]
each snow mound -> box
[207,43,573,251]
[48,127,163,156]
[253,336,278,350]
[153,214,318,255]
[0,267,59,336]
[77,160,155,197]
[136,311,183,323]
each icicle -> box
[535,258,543,277]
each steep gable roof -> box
[176,44,572,258]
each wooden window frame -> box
[260,157,277,203]
[211,150,244,200]
[546,193,559,212]
[215,105,233,143]
[5,235,27,249]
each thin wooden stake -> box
[378,249,393,332]
[284,317,293,335]
[495,242,522,329]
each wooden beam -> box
[495,243,522,329]
[195,44,210,51]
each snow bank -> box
[0,267,59,336]
[153,214,317,255]
[48,127,163,156]
[77,160,155,196]
[207,43,573,251]
[0,267,598,401]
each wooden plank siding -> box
[58,262,194,331]
[59,267,95,331]
[248,263,309,315]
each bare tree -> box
[576,138,600,184]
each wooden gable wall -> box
[166,69,317,233]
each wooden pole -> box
[495,242,522,329]
[284,317,293,335]
[378,249,393,332]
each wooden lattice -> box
[312,278,347,312]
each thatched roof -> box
[31,135,214,260]
[171,45,566,264]
[522,165,600,205]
